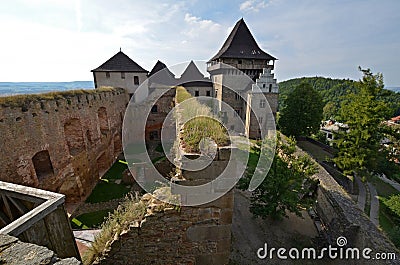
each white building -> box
[91,50,148,97]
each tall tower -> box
[207,18,278,138]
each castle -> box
[1,18,399,264]
[92,18,279,140]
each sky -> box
[0,0,399,87]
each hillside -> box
[278,77,400,120]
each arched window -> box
[32,150,54,181]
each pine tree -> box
[334,68,390,175]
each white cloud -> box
[239,0,268,13]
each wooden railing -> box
[0,181,80,260]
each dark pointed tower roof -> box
[148,60,176,86]
[91,51,148,72]
[180,61,205,82]
[148,60,175,78]
[210,18,276,61]
[179,61,211,87]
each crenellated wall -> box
[0,88,129,202]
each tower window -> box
[121,72,125,79]
[260,99,266,108]
[106,72,110,78]
[134,76,139,85]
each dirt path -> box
[230,189,331,265]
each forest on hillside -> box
[278,77,400,120]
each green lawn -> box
[103,161,127,180]
[368,175,398,198]
[71,209,112,229]
[85,179,130,203]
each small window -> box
[235,93,240,101]
[106,72,110,78]
[235,109,241,117]
[151,105,158,113]
[195,90,199,97]
[269,84,272,93]
[206,90,211,97]
[134,76,139,85]
[263,84,266,88]
[259,117,263,124]
[238,59,242,64]
[121,72,125,79]
[259,99,266,108]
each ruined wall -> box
[95,190,233,265]
[95,145,235,265]
[0,89,129,202]
[295,145,400,261]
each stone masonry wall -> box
[0,234,81,265]
[0,89,129,202]
[95,190,233,265]
[295,145,400,264]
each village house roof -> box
[91,51,148,73]
[209,18,277,61]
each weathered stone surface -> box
[0,234,81,265]
[0,89,129,202]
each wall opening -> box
[113,134,122,156]
[64,118,85,156]
[98,107,109,136]
[32,150,54,181]
[96,152,108,178]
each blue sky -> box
[1,0,399,86]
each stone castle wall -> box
[95,191,233,265]
[0,89,129,202]
[296,145,400,263]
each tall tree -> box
[334,68,390,175]
[279,82,324,137]
[239,135,318,220]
